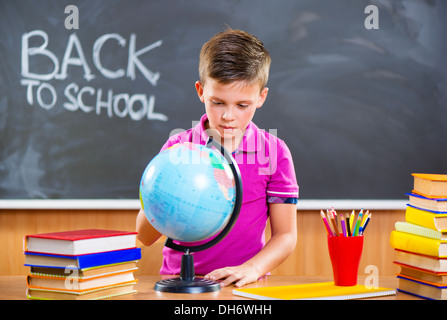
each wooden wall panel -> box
[0,209,404,277]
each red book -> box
[24,229,138,256]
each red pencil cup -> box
[327,235,364,286]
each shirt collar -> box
[238,121,259,153]
[192,114,260,153]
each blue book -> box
[397,275,447,300]
[24,247,141,269]
[406,193,447,212]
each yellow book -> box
[232,282,395,300]
[390,230,447,257]
[405,205,447,232]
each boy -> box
[136,29,299,288]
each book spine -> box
[405,207,438,231]
[390,231,442,257]
[78,248,141,269]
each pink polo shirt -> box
[158,114,299,275]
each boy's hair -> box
[199,28,271,91]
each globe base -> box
[154,251,221,293]
[154,277,221,293]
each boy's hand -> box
[204,203,297,288]
[204,263,260,288]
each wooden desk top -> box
[0,275,420,300]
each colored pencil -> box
[350,210,358,236]
[360,210,369,227]
[349,210,355,232]
[340,214,347,237]
[353,210,363,236]
[329,210,339,236]
[332,207,338,228]
[326,210,335,236]
[320,210,333,236]
[320,208,371,237]
[361,214,371,233]
[346,213,351,236]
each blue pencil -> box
[361,215,371,234]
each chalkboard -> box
[1,0,446,200]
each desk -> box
[0,275,420,300]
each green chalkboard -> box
[1,0,446,200]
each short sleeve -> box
[267,196,298,204]
[266,139,299,201]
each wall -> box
[0,209,403,277]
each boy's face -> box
[195,78,268,143]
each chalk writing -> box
[21,30,167,121]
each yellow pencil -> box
[346,213,352,236]
[361,210,369,227]
[349,210,355,232]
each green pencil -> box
[353,210,363,236]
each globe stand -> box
[154,137,243,294]
[154,249,221,293]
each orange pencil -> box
[328,209,339,236]
[331,207,338,228]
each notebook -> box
[232,282,396,300]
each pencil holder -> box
[327,235,363,286]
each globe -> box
[139,139,242,293]
[139,141,237,243]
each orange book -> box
[27,268,137,291]
[412,173,447,198]
[26,280,137,300]
[396,263,447,284]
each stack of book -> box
[390,173,447,300]
[24,229,141,300]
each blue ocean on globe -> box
[139,142,236,242]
